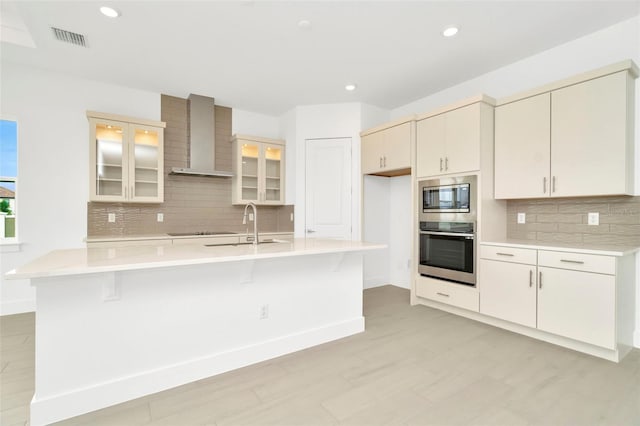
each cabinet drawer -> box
[415,276,479,312]
[480,245,537,265]
[538,250,615,275]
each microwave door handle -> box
[419,231,475,238]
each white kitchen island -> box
[6,238,385,425]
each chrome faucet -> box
[242,202,258,245]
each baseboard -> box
[364,277,388,289]
[634,330,640,348]
[0,298,35,316]
[30,316,365,426]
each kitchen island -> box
[6,238,385,425]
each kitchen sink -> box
[167,231,238,236]
[204,239,284,247]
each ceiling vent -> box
[51,27,87,47]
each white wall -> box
[362,175,390,288]
[0,63,159,315]
[391,15,640,346]
[286,103,364,239]
[232,109,281,140]
[389,175,412,289]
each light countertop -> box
[480,239,640,257]
[6,238,386,280]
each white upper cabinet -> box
[494,93,551,199]
[551,71,632,197]
[361,119,412,176]
[494,61,637,199]
[88,112,165,203]
[416,97,493,178]
[231,134,285,205]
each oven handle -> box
[419,231,475,238]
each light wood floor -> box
[2,285,639,425]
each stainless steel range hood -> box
[170,94,233,177]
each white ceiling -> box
[2,1,639,116]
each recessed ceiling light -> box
[298,19,312,30]
[443,26,458,37]
[100,6,120,18]
[345,84,357,91]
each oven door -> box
[419,231,476,285]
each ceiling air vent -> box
[51,27,87,47]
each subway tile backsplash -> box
[507,196,640,246]
[87,95,294,237]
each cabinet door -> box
[479,259,537,328]
[239,141,260,202]
[262,143,284,204]
[361,131,383,174]
[444,103,480,175]
[129,124,163,202]
[90,118,127,202]
[381,122,411,172]
[537,266,615,349]
[494,93,551,199]
[416,114,446,177]
[551,71,631,197]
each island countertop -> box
[6,238,386,280]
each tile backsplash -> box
[87,95,293,237]
[507,196,640,246]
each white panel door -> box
[305,138,352,239]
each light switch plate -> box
[517,213,526,224]
[588,212,599,226]
[108,213,116,223]
[157,213,164,222]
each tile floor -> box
[1,285,639,425]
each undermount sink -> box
[167,231,238,237]
[204,239,284,247]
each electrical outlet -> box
[249,213,254,221]
[290,212,294,222]
[108,213,116,223]
[517,213,526,224]
[157,213,164,222]
[260,304,269,319]
[588,212,599,226]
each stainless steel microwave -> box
[419,175,477,222]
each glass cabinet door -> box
[264,144,282,202]
[241,142,260,201]
[131,125,160,199]
[94,121,125,197]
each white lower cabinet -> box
[537,266,615,349]
[415,275,479,312]
[479,259,537,328]
[479,244,628,357]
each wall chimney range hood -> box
[170,94,233,177]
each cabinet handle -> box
[552,176,556,193]
[539,271,542,289]
[560,259,585,265]
[383,156,387,167]
[436,292,450,298]
[124,186,128,199]
[496,252,514,257]
[529,270,533,287]
[379,157,383,168]
[445,157,449,171]
[440,158,443,172]
[543,177,547,194]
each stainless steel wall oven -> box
[418,175,477,286]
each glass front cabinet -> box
[231,134,285,205]
[88,111,165,203]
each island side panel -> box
[30,252,365,426]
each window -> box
[0,119,17,240]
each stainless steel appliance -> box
[418,175,477,286]
[418,221,476,286]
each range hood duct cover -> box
[170,94,233,177]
